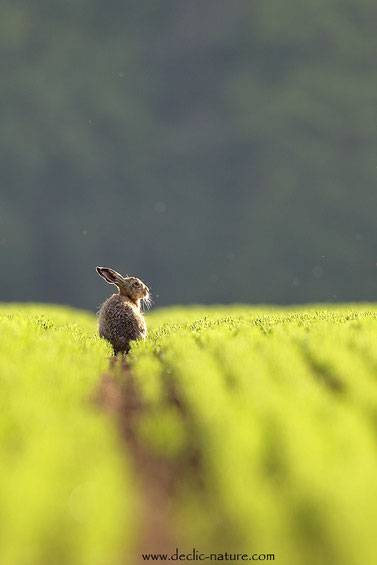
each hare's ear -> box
[96,267,124,286]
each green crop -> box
[3,303,377,565]
[0,304,135,565]
[131,305,377,565]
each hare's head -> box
[96,267,150,306]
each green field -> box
[2,303,377,565]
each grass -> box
[2,303,377,565]
[0,304,135,565]
[131,305,377,565]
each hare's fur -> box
[96,267,150,354]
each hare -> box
[96,266,151,354]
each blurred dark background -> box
[1,0,377,310]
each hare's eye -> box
[134,281,141,287]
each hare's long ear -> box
[96,267,124,286]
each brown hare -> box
[96,266,151,354]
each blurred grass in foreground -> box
[3,303,377,565]
[0,304,135,565]
[131,304,377,565]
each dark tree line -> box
[1,0,377,309]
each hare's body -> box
[96,267,150,354]
[98,294,147,354]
